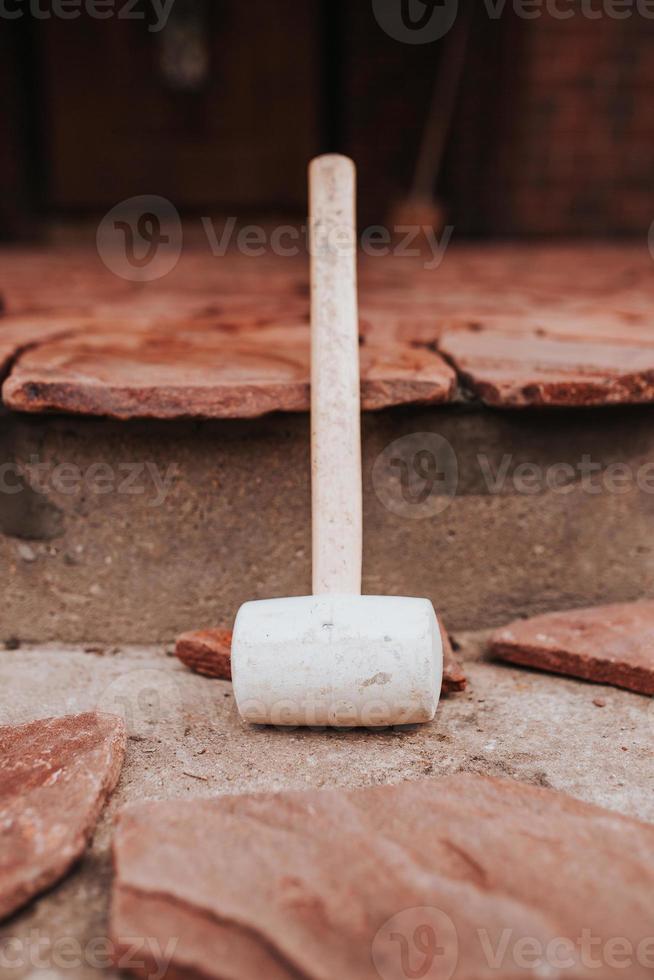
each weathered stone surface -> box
[440,627,467,694]
[1,243,651,324]
[359,341,455,410]
[0,712,126,921]
[4,402,654,646]
[438,313,654,407]
[0,247,309,317]
[0,314,84,377]
[175,622,467,694]
[111,773,654,980]
[2,320,454,419]
[491,600,654,694]
[5,245,654,416]
[176,628,233,680]
[3,641,654,980]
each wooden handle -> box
[309,155,362,596]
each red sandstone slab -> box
[0,314,90,377]
[491,600,654,694]
[439,308,654,345]
[111,774,654,980]
[438,314,654,407]
[0,711,126,921]
[175,622,466,695]
[2,245,652,320]
[0,247,309,316]
[2,322,311,419]
[5,245,654,417]
[2,319,455,419]
[360,342,455,409]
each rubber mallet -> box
[232,154,443,728]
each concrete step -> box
[2,403,653,644]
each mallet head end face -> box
[232,594,442,728]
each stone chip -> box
[175,627,233,680]
[491,599,654,694]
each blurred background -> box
[1,0,654,241]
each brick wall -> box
[447,9,654,236]
[3,3,652,239]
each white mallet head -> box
[232,155,443,728]
[233,594,442,727]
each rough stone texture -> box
[4,244,654,417]
[111,774,654,980]
[0,711,126,921]
[491,600,654,695]
[2,318,455,419]
[438,312,654,408]
[175,623,466,694]
[3,404,654,645]
[3,247,654,644]
[440,628,467,694]
[0,247,309,318]
[176,628,233,680]
[0,314,84,376]
[1,243,652,325]
[0,246,457,418]
[0,641,652,979]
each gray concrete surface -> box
[2,404,654,644]
[1,640,652,978]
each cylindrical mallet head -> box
[232,594,442,728]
